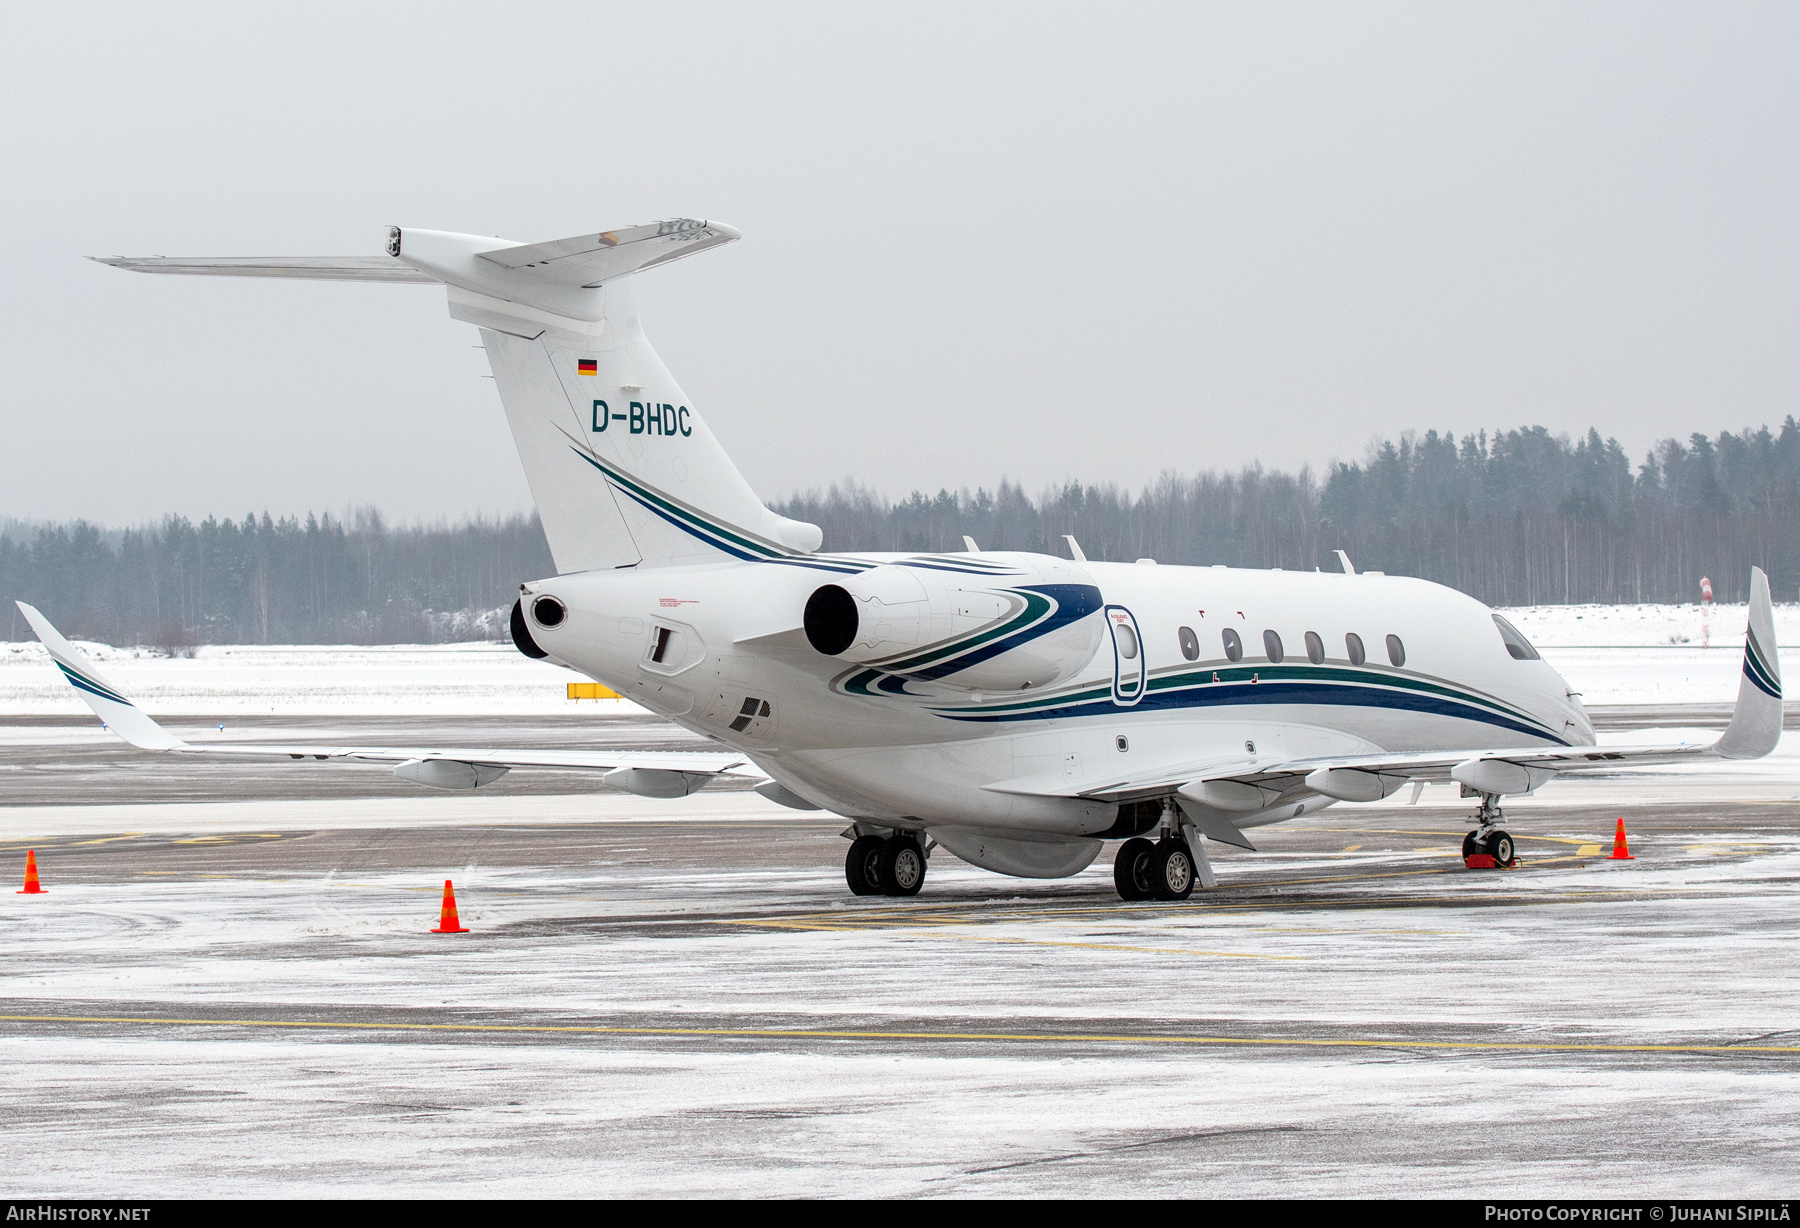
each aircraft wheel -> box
[1462,831,1482,858]
[1114,837,1156,900]
[877,836,927,897]
[1151,838,1197,901]
[845,835,885,896]
[1488,830,1515,864]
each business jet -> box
[20,219,1783,901]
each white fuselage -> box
[521,552,1593,843]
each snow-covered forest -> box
[4,421,1797,645]
[779,422,1800,608]
[0,509,552,647]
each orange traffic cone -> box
[431,879,469,933]
[17,849,46,894]
[1607,817,1636,861]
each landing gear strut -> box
[845,832,928,897]
[1462,792,1516,866]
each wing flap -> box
[182,742,754,775]
[984,752,1260,800]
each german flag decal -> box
[577,359,598,376]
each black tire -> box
[1488,831,1515,864]
[1462,831,1482,858]
[877,837,927,897]
[1151,839,1197,901]
[845,835,885,896]
[1114,837,1156,900]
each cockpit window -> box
[1492,614,1540,661]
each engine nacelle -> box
[803,554,1104,693]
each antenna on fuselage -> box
[1064,535,1088,563]
[1335,549,1357,575]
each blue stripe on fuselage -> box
[938,676,1570,745]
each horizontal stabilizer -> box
[90,255,435,283]
[476,219,740,289]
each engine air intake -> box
[804,585,858,655]
[801,557,1104,694]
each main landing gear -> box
[1113,835,1197,901]
[845,833,928,897]
[1462,791,1516,867]
[1115,798,1214,901]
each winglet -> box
[13,603,185,750]
[1716,567,1783,759]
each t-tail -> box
[95,220,822,573]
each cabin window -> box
[1222,628,1243,662]
[1114,623,1139,659]
[1386,634,1406,667]
[1492,614,1540,661]
[1304,630,1325,665]
[1177,626,1199,661]
[1346,632,1365,666]
[1263,630,1284,663]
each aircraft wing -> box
[14,602,756,793]
[990,566,1783,811]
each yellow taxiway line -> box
[3,1013,1798,1056]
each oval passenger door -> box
[1106,605,1146,706]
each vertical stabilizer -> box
[95,220,822,575]
[460,274,822,573]
[401,225,824,573]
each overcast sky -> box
[3,2,1796,525]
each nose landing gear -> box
[1462,792,1517,867]
[845,833,927,897]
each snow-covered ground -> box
[3,805,1799,1197]
[1503,600,1800,647]
[1499,602,1796,707]
[0,602,1791,715]
[0,640,641,716]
